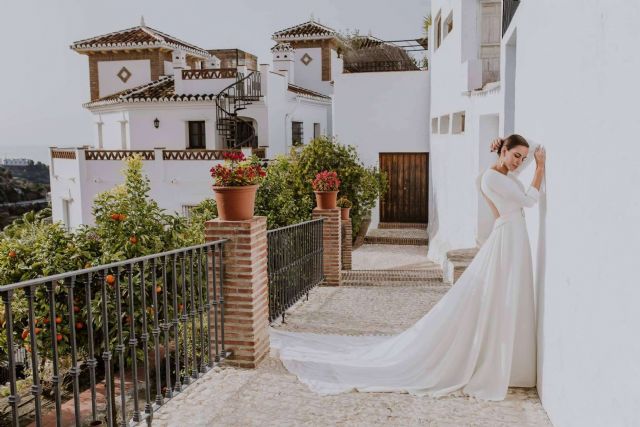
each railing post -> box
[312,208,342,286]
[205,216,269,368]
[341,218,352,271]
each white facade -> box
[427,1,640,426]
[333,70,431,228]
[54,24,333,230]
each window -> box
[444,12,453,39]
[431,117,439,134]
[188,121,206,149]
[313,123,321,139]
[435,13,442,49]
[452,111,466,134]
[292,121,304,146]
[439,115,450,134]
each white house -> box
[51,18,332,229]
[426,1,640,426]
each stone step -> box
[378,222,428,230]
[363,235,429,246]
[341,269,444,287]
[364,228,429,246]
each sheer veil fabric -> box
[270,146,542,401]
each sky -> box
[0,0,430,164]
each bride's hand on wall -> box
[490,138,503,152]
[534,146,546,169]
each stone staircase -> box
[342,267,444,287]
[363,223,429,246]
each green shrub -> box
[255,155,313,229]
[293,136,387,236]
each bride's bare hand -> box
[490,138,503,152]
[534,146,546,168]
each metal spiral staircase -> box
[215,71,262,149]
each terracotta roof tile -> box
[71,25,211,58]
[287,84,331,100]
[273,20,338,41]
[85,76,218,107]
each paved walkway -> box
[154,284,552,426]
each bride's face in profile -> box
[502,145,529,171]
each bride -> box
[270,135,547,401]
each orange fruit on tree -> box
[75,322,84,330]
[156,286,162,293]
[106,274,116,286]
[8,250,17,259]
[34,327,42,335]
[129,236,138,245]
[21,329,29,340]
[55,316,62,324]
[56,334,63,342]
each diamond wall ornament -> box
[300,53,313,66]
[117,67,132,83]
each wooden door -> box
[379,153,429,223]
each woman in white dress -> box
[270,135,547,401]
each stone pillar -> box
[312,208,341,286]
[341,218,352,271]
[205,217,269,368]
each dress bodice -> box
[480,169,539,216]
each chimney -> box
[271,42,294,84]
[172,49,187,93]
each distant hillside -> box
[0,167,48,204]
[3,161,50,185]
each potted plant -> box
[210,151,266,220]
[337,196,352,220]
[312,170,340,209]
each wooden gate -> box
[379,153,429,223]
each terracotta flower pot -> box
[212,185,258,221]
[340,207,350,220]
[314,191,338,209]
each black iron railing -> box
[343,60,420,73]
[215,71,262,149]
[0,241,228,426]
[267,219,324,323]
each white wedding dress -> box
[270,167,540,401]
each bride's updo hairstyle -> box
[496,134,529,157]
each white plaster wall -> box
[427,0,504,264]
[333,70,430,227]
[291,99,330,145]
[127,105,219,150]
[292,47,333,95]
[52,150,227,228]
[50,155,84,228]
[95,111,130,150]
[97,60,151,98]
[504,2,640,426]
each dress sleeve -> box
[485,171,539,208]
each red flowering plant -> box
[311,170,341,192]
[209,151,266,187]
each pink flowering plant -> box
[311,170,341,192]
[210,151,266,187]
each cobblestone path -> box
[154,284,552,426]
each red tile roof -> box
[287,84,331,100]
[84,76,218,107]
[71,25,211,58]
[273,20,338,41]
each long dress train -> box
[270,168,539,401]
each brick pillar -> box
[312,208,341,286]
[205,217,269,368]
[341,218,352,271]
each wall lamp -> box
[154,118,160,129]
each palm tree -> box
[423,14,432,34]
